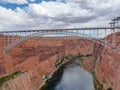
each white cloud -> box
[28,3,48,17]
[0,6,27,30]
[0,0,120,31]
[1,0,28,4]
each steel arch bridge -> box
[0,27,120,54]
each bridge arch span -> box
[4,31,90,51]
[3,30,120,54]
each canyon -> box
[0,32,120,90]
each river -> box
[54,64,94,90]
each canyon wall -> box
[0,32,120,90]
[94,32,120,90]
[0,36,94,90]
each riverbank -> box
[39,54,96,90]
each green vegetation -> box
[92,72,104,90]
[40,63,64,90]
[107,87,113,90]
[40,53,93,90]
[85,53,93,57]
[40,53,110,90]
[0,71,23,87]
[55,53,92,68]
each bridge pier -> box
[105,29,107,42]
[3,33,6,48]
[90,29,91,37]
[83,30,84,36]
[8,33,10,45]
[97,29,99,39]
[112,29,116,46]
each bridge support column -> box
[8,33,10,45]
[90,30,91,37]
[83,30,84,37]
[112,29,116,46]
[105,29,107,42]
[97,29,99,39]
[77,30,78,36]
[9,32,12,45]
[4,33,6,48]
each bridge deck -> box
[0,27,120,33]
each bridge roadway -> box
[0,27,120,33]
[0,27,120,54]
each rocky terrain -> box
[0,32,119,90]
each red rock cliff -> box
[0,36,94,90]
[0,32,120,90]
[94,32,120,90]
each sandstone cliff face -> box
[0,36,94,90]
[0,35,6,76]
[0,32,120,90]
[94,32,120,90]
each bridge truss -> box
[0,27,120,53]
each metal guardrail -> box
[0,27,120,33]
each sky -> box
[0,0,120,31]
